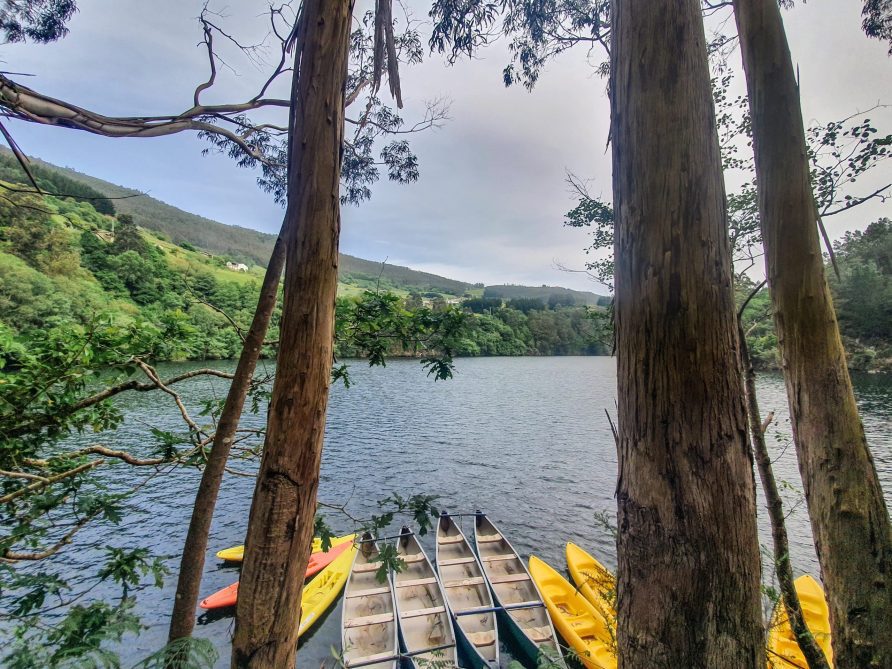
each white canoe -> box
[474,514,564,667]
[341,533,399,669]
[393,526,459,669]
[436,513,499,669]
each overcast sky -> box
[3,1,891,292]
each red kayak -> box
[199,536,355,610]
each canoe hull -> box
[393,526,458,669]
[473,515,565,669]
[436,514,499,669]
[341,534,398,669]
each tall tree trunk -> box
[610,1,765,666]
[739,322,830,669]
[733,2,892,666]
[167,235,285,642]
[230,0,352,664]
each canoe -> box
[474,515,564,668]
[393,525,458,669]
[200,534,356,610]
[436,513,499,669]
[767,575,834,668]
[565,542,616,627]
[341,533,398,669]
[528,556,616,669]
[298,539,358,637]
[216,534,351,562]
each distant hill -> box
[484,284,609,307]
[0,149,605,301]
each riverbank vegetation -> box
[0,174,610,361]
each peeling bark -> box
[610,1,765,666]
[229,0,353,665]
[733,1,892,666]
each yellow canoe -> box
[767,575,833,668]
[216,533,354,563]
[298,540,357,638]
[529,556,616,669]
[566,542,616,627]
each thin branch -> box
[2,510,101,561]
[0,118,40,192]
[0,460,103,505]
[738,279,767,319]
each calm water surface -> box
[29,358,892,666]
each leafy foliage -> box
[0,0,77,44]
[862,0,892,53]
[829,219,892,355]
[429,0,610,90]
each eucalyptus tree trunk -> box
[230,0,353,664]
[733,2,892,666]
[739,322,830,669]
[167,236,285,642]
[610,1,764,666]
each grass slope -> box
[1,149,606,301]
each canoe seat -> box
[526,626,554,643]
[343,612,394,628]
[400,553,426,563]
[477,534,502,543]
[444,576,486,588]
[438,556,477,566]
[353,563,383,574]
[509,599,543,608]
[345,650,395,667]
[346,586,391,599]
[396,576,438,588]
[464,630,496,647]
[438,535,466,545]
[401,605,446,619]
[481,554,517,562]
[489,573,531,584]
[454,604,493,615]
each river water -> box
[23,357,892,667]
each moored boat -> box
[393,526,458,669]
[341,533,399,669]
[528,556,615,669]
[565,542,616,628]
[767,575,834,668]
[473,514,564,668]
[298,539,358,638]
[436,513,499,669]
[200,534,356,610]
[215,533,355,563]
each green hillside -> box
[484,283,610,307]
[0,150,606,302]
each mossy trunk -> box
[610,1,765,666]
[230,0,353,664]
[167,236,284,642]
[733,1,892,666]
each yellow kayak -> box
[529,556,616,669]
[767,575,833,668]
[298,540,357,638]
[216,534,354,563]
[566,542,616,627]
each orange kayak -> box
[200,537,355,610]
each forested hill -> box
[0,150,606,302]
